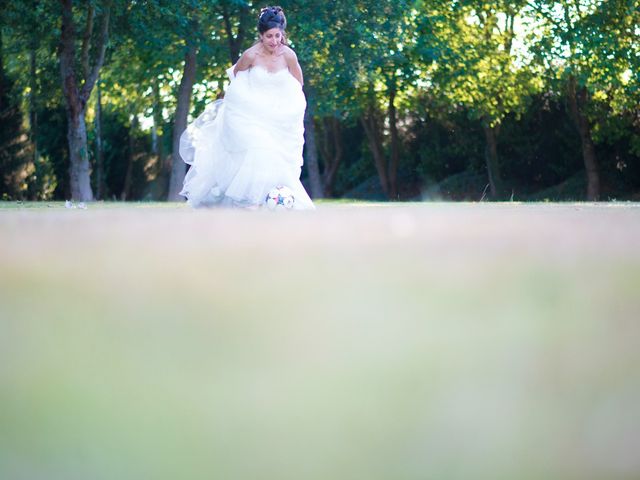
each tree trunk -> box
[58,0,111,202]
[60,0,92,201]
[95,79,105,200]
[67,110,93,200]
[221,1,250,64]
[483,123,503,198]
[168,41,198,201]
[387,83,400,199]
[0,29,4,107]
[29,45,39,165]
[567,75,600,201]
[320,117,343,197]
[303,97,323,199]
[361,106,389,197]
[121,114,137,201]
[151,78,167,196]
[151,85,159,157]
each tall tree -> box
[167,1,248,201]
[356,0,416,199]
[1,0,60,200]
[58,0,113,201]
[417,0,541,198]
[167,21,199,201]
[303,90,324,199]
[0,21,29,199]
[525,0,637,200]
[288,0,416,198]
[218,0,252,64]
[94,78,106,199]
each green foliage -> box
[407,96,486,181]
[417,1,542,126]
[0,0,639,200]
[0,58,29,199]
[527,0,639,150]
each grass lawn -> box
[1,201,639,480]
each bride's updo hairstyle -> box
[258,6,287,36]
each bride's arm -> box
[284,47,304,86]
[234,46,258,75]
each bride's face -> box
[260,28,283,53]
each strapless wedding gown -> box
[179,65,314,209]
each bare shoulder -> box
[235,43,260,74]
[243,43,260,58]
[281,45,298,60]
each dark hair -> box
[258,6,286,34]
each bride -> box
[179,6,315,210]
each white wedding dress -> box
[179,65,314,209]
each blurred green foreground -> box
[1,202,639,480]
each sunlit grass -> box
[0,201,189,210]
